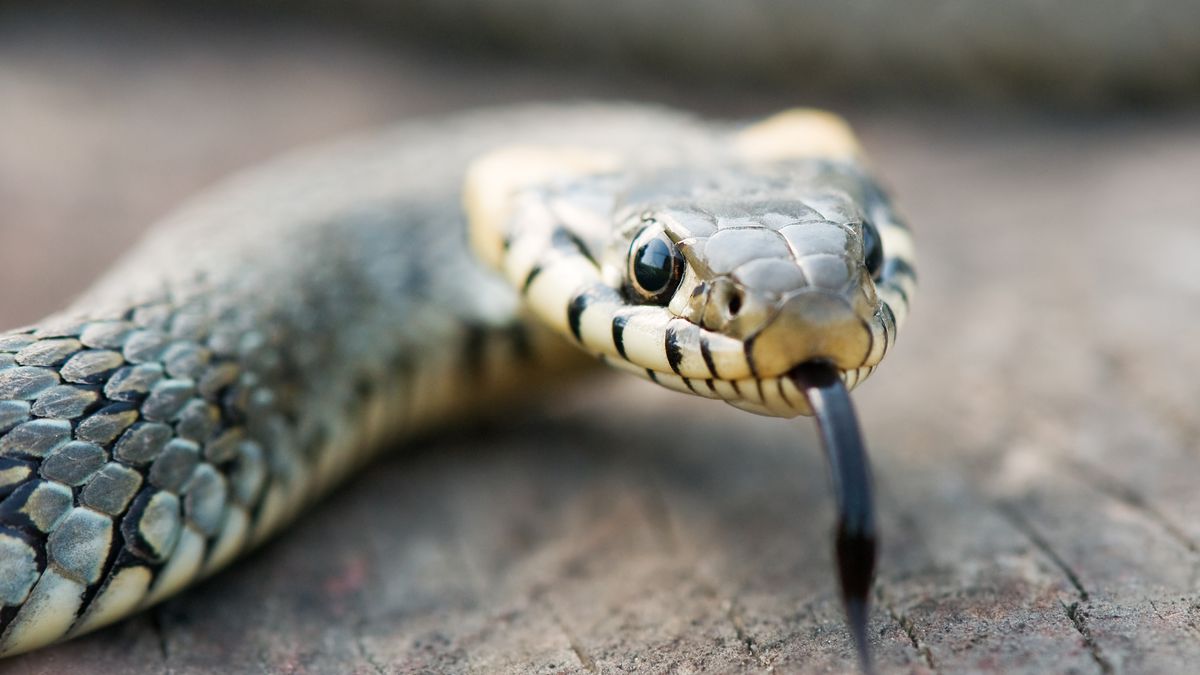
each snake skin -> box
[0,105,710,654]
[0,104,913,655]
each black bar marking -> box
[567,292,591,343]
[882,257,916,287]
[860,317,875,369]
[611,312,630,359]
[699,332,718,378]
[886,279,910,308]
[508,324,533,362]
[461,324,489,379]
[743,334,759,377]
[521,264,544,294]
[550,227,599,268]
[664,322,685,375]
[0,458,34,502]
[877,307,891,355]
[882,303,898,348]
[777,378,793,407]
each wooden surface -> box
[3,7,1200,674]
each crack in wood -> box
[549,609,597,674]
[1149,599,1200,641]
[1019,355,1200,561]
[999,504,1118,673]
[876,585,937,673]
[353,623,386,675]
[996,504,1089,600]
[725,598,770,668]
[1063,601,1114,674]
[1060,456,1199,554]
[565,634,597,673]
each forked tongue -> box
[790,361,877,674]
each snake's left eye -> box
[862,220,884,280]
[628,227,684,304]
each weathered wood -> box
[2,6,1199,673]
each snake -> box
[0,104,915,666]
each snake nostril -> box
[727,290,743,316]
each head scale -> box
[466,110,915,416]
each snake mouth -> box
[789,360,877,672]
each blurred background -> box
[3,3,1200,673]
[2,2,1198,328]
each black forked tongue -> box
[790,361,877,675]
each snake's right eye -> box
[628,227,684,304]
[862,220,884,280]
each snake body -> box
[0,104,913,656]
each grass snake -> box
[0,104,915,665]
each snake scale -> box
[0,104,914,662]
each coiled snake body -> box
[0,105,914,659]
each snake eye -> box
[628,227,684,304]
[862,220,884,280]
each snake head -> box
[466,109,915,416]
[610,164,896,374]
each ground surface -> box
[2,6,1199,674]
